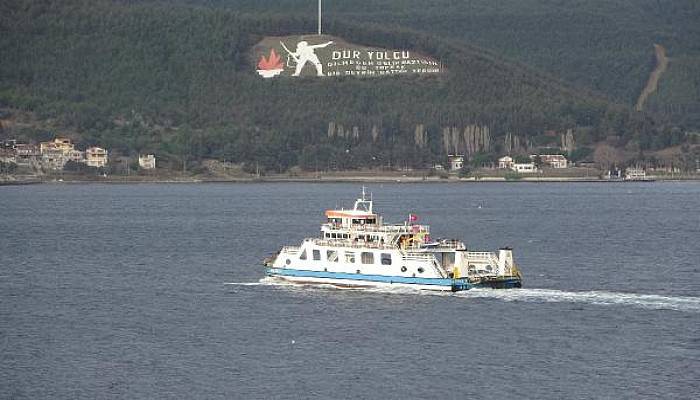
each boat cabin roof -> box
[325,210,377,219]
[325,187,376,220]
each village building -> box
[498,156,514,169]
[2,139,18,150]
[138,154,156,169]
[512,163,538,173]
[448,154,464,171]
[531,154,568,168]
[85,147,108,168]
[14,144,40,165]
[0,148,15,163]
[67,149,85,163]
[38,137,78,169]
[624,167,647,181]
[40,137,75,155]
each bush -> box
[458,165,472,178]
[0,161,18,174]
[505,171,522,181]
[63,160,98,174]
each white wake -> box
[454,288,700,312]
[225,278,700,312]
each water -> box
[1,182,698,399]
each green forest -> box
[1,0,698,172]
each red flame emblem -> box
[257,49,283,70]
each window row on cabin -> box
[351,218,376,224]
[299,248,392,265]
[324,232,383,242]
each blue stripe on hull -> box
[266,268,471,291]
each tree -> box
[593,144,623,170]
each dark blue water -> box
[1,182,699,399]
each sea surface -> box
[1,182,699,399]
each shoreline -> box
[2,174,699,185]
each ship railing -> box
[466,251,496,261]
[466,251,510,274]
[307,238,397,250]
[433,242,466,250]
[321,223,428,234]
[402,252,437,262]
[281,246,301,255]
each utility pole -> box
[318,0,322,35]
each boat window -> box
[343,234,349,239]
[331,233,337,239]
[361,252,374,264]
[381,253,392,265]
[345,251,356,263]
[313,249,321,261]
[417,267,425,274]
[299,250,307,260]
[327,250,338,262]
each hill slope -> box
[180,0,700,127]
[0,0,680,172]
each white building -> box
[498,156,514,169]
[85,147,108,168]
[38,137,77,169]
[448,154,464,171]
[624,167,647,180]
[512,163,538,173]
[139,154,156,170]
[531,154,568,168]
[67,149,84,163]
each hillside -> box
[182,0,700,127]
[0,0,693,173]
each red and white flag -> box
[408,214,418,222]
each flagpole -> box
[318,0,322,35]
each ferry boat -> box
[263,189,522,292]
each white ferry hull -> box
[266,268,471,292]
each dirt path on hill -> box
[635,44,668,111]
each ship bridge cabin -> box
[321,193,386,242]
[319,190,433,250]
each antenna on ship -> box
[317,0,322,35]
[361,185,366,201]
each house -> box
[14,144,40,165]
[512,163,538,173]
[624,167,647,181]
[498,156,514,169]
[2,139,18,149]
[448,154,464,171]
[531,154,568,168]
[0,148,15,163]
[38,137,79,169]
[85,147,108,168]
[138,154,156,169]
[40,137,75,155]
[67,149,84,163]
